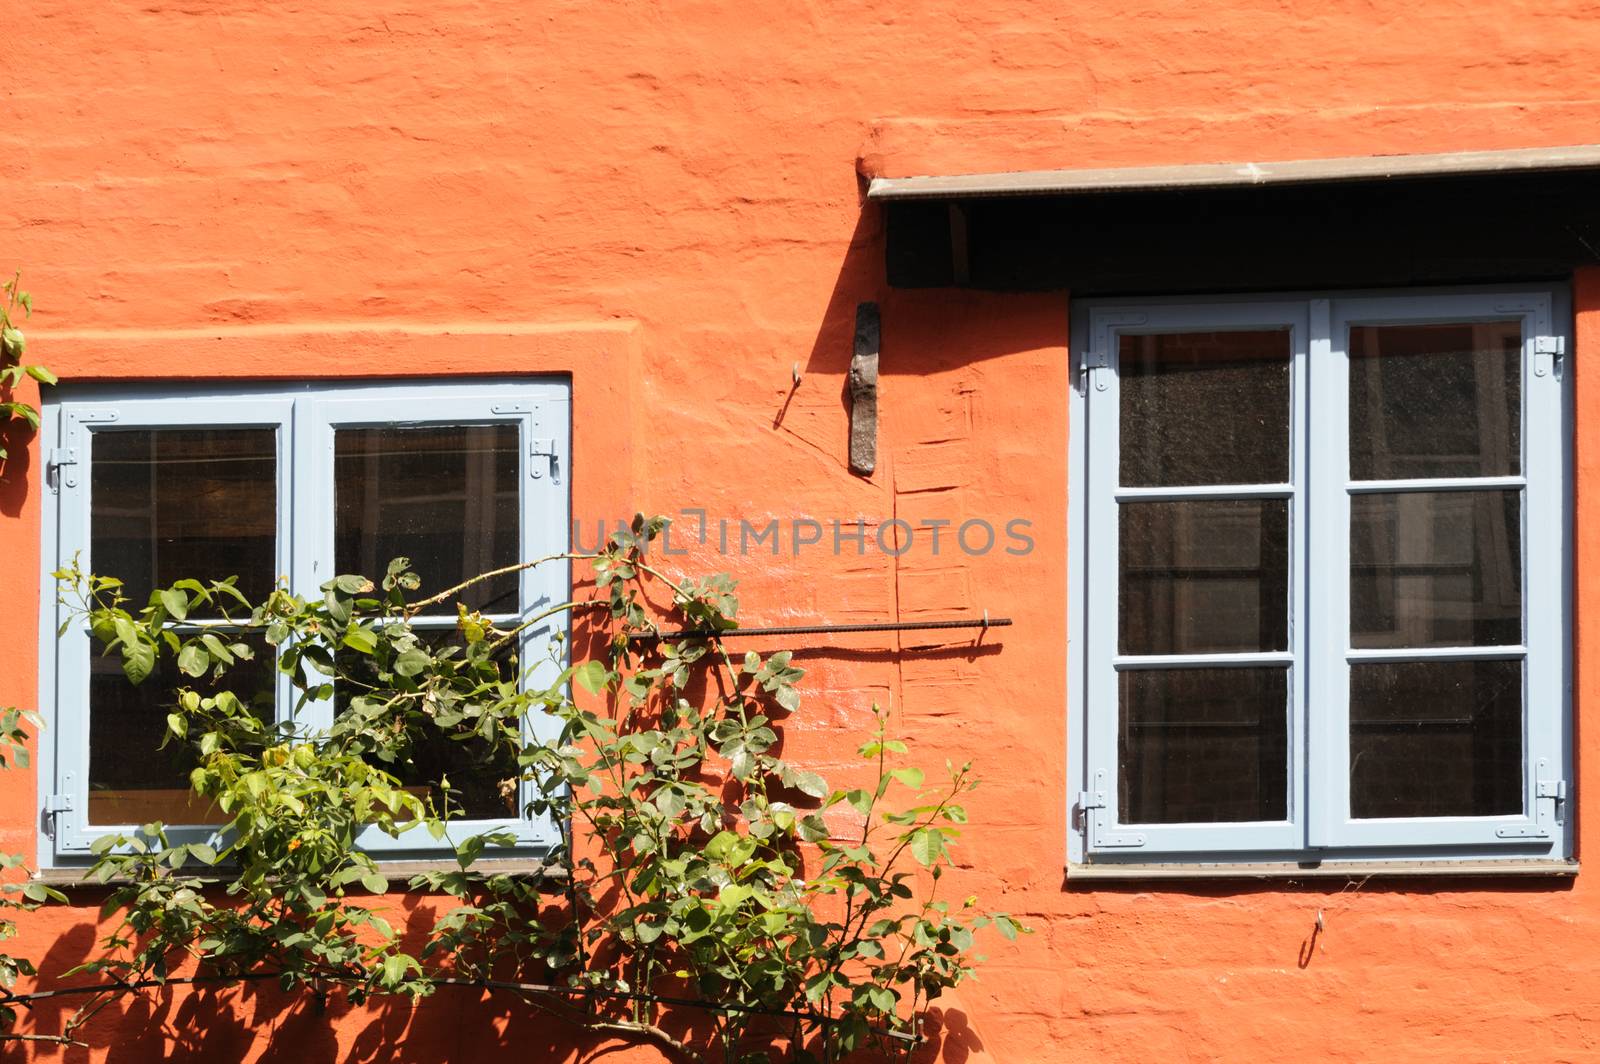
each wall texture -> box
[5,1,1600,1059]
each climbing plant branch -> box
[9,514,1024,1060]
[0,271,55,468]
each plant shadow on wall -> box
[0,271,54,514]
[3,514,1026,1063]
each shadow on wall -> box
[780,194,1064,447]
[0,419,35,519]
[18,903,697,1063]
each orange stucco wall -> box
[6,1,1600,1060]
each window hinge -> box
[42,794,72,836]
[46,447,79,493]
[1534,335,1566,378]
[1079,351,1110,393]
[1537,778,1568,803]
[529,438,561,484]
[1077,790,1106,812]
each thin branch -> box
[0,1031,88,1047]
[404,553,593,614]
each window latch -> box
[529,438,561,484]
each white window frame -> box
[1067,285,1571,871]
[37,379,571,867]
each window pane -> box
[1350,490,1521,648]
[1349,321,1521,480]
[336,631,522,821]
[1119,499,1289,655]
[88,633,274,825]
[1350,659,1522,819]
[335,425,520,615]
[1119,329,1290,487]
[1118,667,1288,824]
[91,429,277,614]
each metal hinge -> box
[1079,351,1110,393]
[41,794,72,837]
[1537,778,1568,803]
[1534,335,1566,379]
[1078,782,1146,848]
[46,447,78,493]
[529,438,560,484]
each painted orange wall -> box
[5,1,1600,1059]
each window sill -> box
[33,858,561,889]
[1067,858,1579,881]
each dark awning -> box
[873,144,1600,294]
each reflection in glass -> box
[1119,329,1291,487]
[336,631,522,821]
[91,429,277,612]
[335,425,520,615]
[1351,491,1521,648]
[1350,659,1522,818]
[1118,667,1288,824]
[1119,499,1289,655]
[1349,321,1521,481]
[88,634,274,825]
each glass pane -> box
[1118,667,1288,824]
[1350,659,1522,819]
[1351,491,1521,648]
[88,633,275,825]
[1349,321,1521,480]
[1119,499,1289,655]
[336,631,522,821]
[1119,329,1290,487]
[335,425,520,615]
[91,429,277,614]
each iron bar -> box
[629,615,1012,643]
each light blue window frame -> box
[1068,286,1571,869]
[38,379,571,866]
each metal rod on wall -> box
[628,616,1013,643]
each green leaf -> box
[166,712,188,739]
[177,643,208,677]
[361,871,388,894]
[889,767,925,790]
[24,364,57,386]
[1,326,24,358]
[573,660,608,696]
[122,639,155,685]
[334,574,372,595]
[790,770,829,799]
[342,627,378,654]
[394,648,429,677]
[908,827,945,867]
[187,843,218,865]
[380,953,410,985]
[199,633,234,665]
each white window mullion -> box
[1305,297,1343,850]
